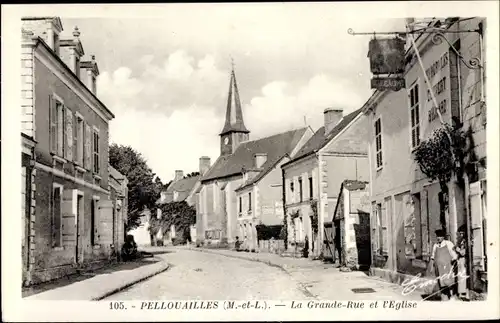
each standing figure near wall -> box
[430,229,458,301]
[454,225,469,300]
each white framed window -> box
[298,177,303,202]
[92,129,100,174]
[409,82,421,149]
[374,117,383,169]
[51,183,63,248]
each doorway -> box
[76,193,84,264]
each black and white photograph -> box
[2,2,499,322]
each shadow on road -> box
[22,258,161,298]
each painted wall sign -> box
[425,52,449,80]
[368,37,406,75]
[371,77,406,91]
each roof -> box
[220,69,249,135]
[29,37,115,119]
[158,175,201,204]
[109,165,126,181]
[202,127,308,183]
[287,107,364,164]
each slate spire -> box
[220,63,249,135]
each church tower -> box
[219,65,250,156]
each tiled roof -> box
[158,175,200,204]
[202,127,308,183]
[289,107,364,163]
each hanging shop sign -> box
[371,77,406,91]
[367,37,406,75]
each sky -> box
[62,4,406,183]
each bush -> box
[172,237,186,246]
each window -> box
[412,193,423,259]
[248,192,252,211]
[309,177,313,200]
[374,118,383,169]
[290,180,295,203]
[92,75,97,93]
[298,178,303,202]
[239,197,242,213]
[76,116,84,165]
[51,185,62,248]
[92,130,100,174]
[409,83,421,149]
[49,98,58,153]
[53,32,59,56]
[50,98,65,156]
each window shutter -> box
[65,107,73,161]
[84,123,92,170]
[73,114,78,164]
[98,200,114,246]
[420,189,430,257]
[381,202,389,254]
[470,182,485,271]
[49,96,57,154]
[52,187,62,247]
[61,189,76,247]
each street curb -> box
[187,247,317,298]
[91,262,170,301]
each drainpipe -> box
[281,166,287,250]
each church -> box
[195,67,313,248]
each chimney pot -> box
[324,108,343,135]
[174,170,184,182]
[199,156,211,176]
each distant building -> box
[281,107,370,258]
[21,17,118,286]
[329,180,371,269]
[156,169,203,244]
[195,67,312,248]
[109,166,129,252]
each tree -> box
[150,201,196,241]
[109,144,161,231]
[185,171,200,178]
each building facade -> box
[21,17,118,285]
[281,107,370,258]
[109,165,129,255]
[330,180,371,269]
[366,17,487,293]
[195,68,311,248]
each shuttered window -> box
[93,130,100,174]
[64,107,73,161]
[49,95,58,154]
[76,116,84,166]
[84,122,92,170]
[409,83,421,149]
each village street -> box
[104,248,423,301]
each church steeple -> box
[220,61,250,156]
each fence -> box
[258,239,286,254]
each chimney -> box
[254,153,267,169]
[324,108,343,135]
[199,156,211,176]
[59,26,84,76]
[80,54,99,95]
[174,170,184,182]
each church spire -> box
[220,61,249,136]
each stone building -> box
[365,17,487,293]
[21,17,118,285]
[195,68,312,248]
[281,107,370,258]
[156,168,204,244]
[109,166,129,253]
[330,180,371,269]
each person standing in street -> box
[454,225,469,300]
[429,229,458,301]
